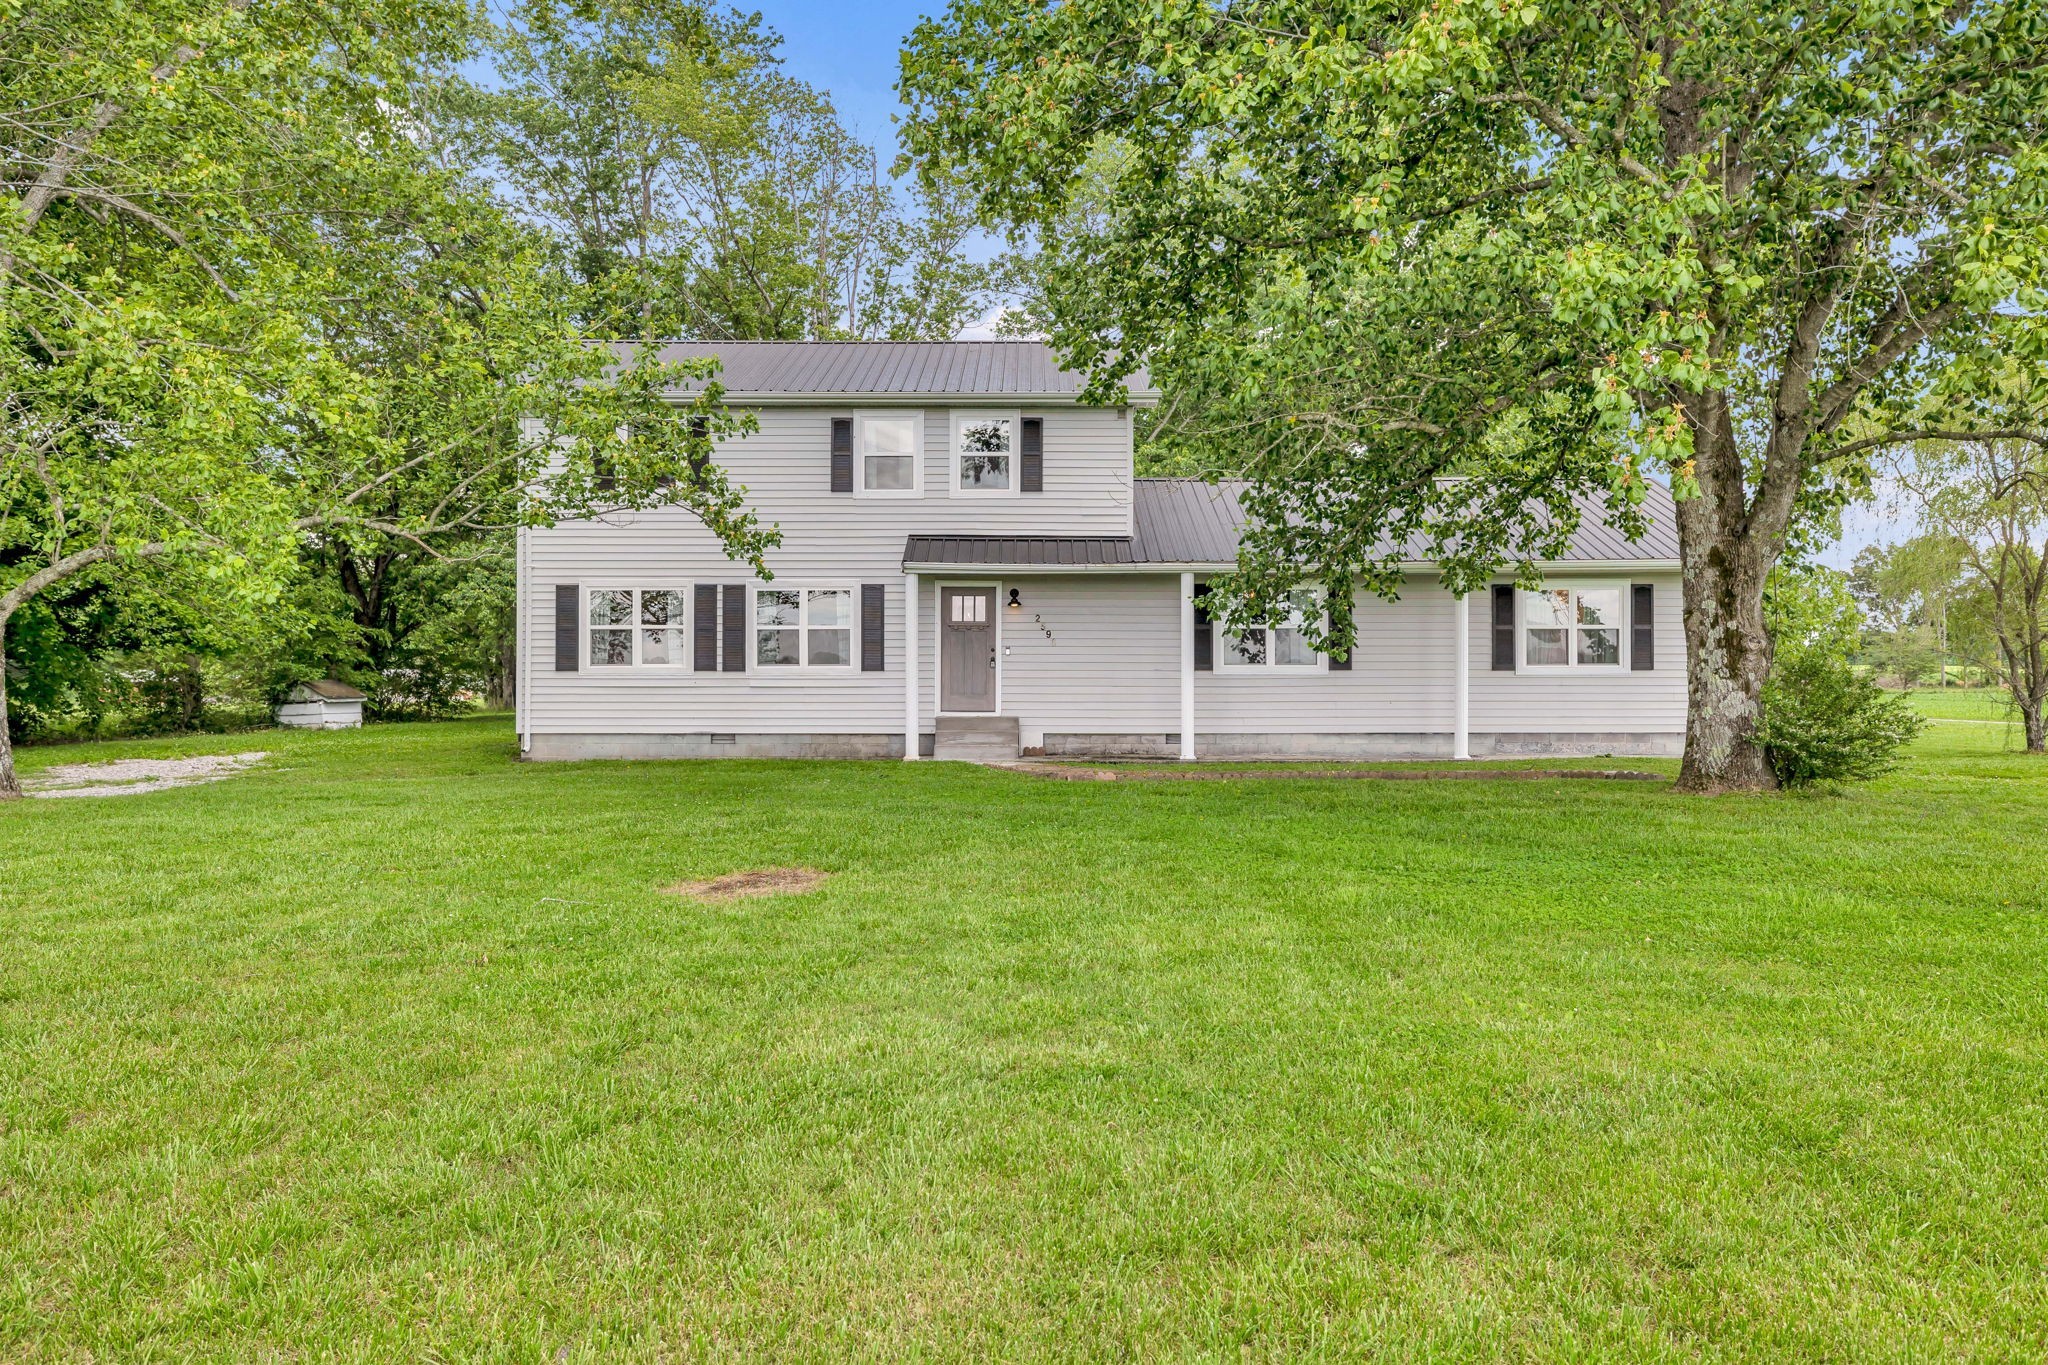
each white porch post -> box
[1453,588,1472,760]
[904,572,920,760]
[1179,571,1197,761]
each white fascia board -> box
[899,560,1233,575]
[665,392,1161,408]
[899,558,1681,575]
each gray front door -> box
[940,586,997,712]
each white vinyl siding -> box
[1471,574,1684,733]
[1197,575,1684,739]
[519,397,1682,748]
[522,404,1131,736]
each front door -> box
[940,586,998,713]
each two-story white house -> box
[515,341,1685,762]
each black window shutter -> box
[555,584,580,671]
[722,584,747,671]
[830,417,853,492]
[1631,583,1656,670]
[1193,583,1213,671]
[1020,417,1043,492]
[592,455,617,494]
[1327,599,1352,671]
[1491,584,1517,670]
[861,583,885,671]
[694,584,719,671]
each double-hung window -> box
[755,587,854,670]
[1520,584,1624,669]
[1219,589,1324,670]
[953,412,1016,494]
[856,412,920,496]
[589,588,688,667]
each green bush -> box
[1757,653,1924,788]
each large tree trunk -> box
[0,615,20,801]
[487,633,517,711]
[1989,575,2047,754]
[1673,435,1781,794]
[2007,653,2047,753]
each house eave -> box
[900,558,1683,575]
[671,391,1159,408]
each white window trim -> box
[1214,587,1329,673]
[853,410,924,499]
[950,410,1022,498]
[748,582,860,680]
[585,584,693,670]
[1516,581,1629,673]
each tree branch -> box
[14,0,250,238]
[1821,427,2048,464]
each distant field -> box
[2,719,2044,1359]
[1904,687,2024,722]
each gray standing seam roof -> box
[629,340,1156,401]
[902,478,1680,568]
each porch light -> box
[1007,588,1022,609]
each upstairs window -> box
[953,412,1016,494]
[755,587,854,669]
[589,588,687,667]
[1521,585,1624,669]
[1219,589,1324,670]
[857,413,920,496]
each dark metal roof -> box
[626,341,1156,403]
[1131,479,1249,563]
[902,479,1680,569]
[902,535,1140,567]
[1128,478,1680,564]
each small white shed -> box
[277,680,366,730]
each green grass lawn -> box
[1905,686,2027,724]
[2,720,2045,1361]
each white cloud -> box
[954,305,1038,341]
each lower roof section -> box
[902,535,1142,569]
[901,478,1682,573]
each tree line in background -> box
[0,0,1010,786]
[1850,436,2048,751]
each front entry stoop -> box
[933,714,1021,763]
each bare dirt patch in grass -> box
[665,867,830,903]
[24,752,270,799]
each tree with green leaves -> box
[1893,439,2048,750]
[461,0,1007,342]
[1850,535,1968,687]
[0,0,776,799]
[900,0,2048,791]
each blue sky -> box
[763,0,933,162]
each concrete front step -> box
[933,714,1021,763]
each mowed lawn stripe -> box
[1,716,2043,1360]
